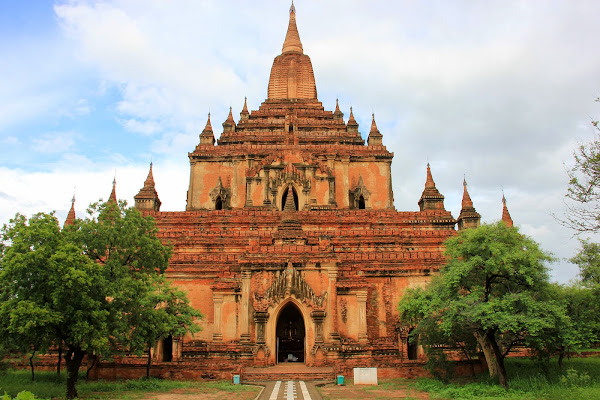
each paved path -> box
[255,380,322,400]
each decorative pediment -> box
[209,177,231,206]
[301,152,333,177]
[351,176,370,201]
[261,262,326,310]
[246,153,283,177]
[271,164,311,190]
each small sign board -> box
[353,367,378,385]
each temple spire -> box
[425,163,435,188]
[461,177,473,208]
[346,106,359,133]
[457,177,481,230]
[145,162,156,188]
[199,113,215,145]
[108,177,117,203]
[223,107,236,133]
[135,162,161,211]
[240,97,249,121]
[367,113,383,146]
[65,194,76,227]
[333,98,344,121]
[502,192,514,227]
[282,1,303,54]
[418,163,445,211]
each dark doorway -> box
[281,186,299,211]
[358,195,366,209]
[215,196,223,210]
[276,303,305,363]
[162,335,173,362]
[407,328,418,360]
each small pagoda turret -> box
[134,163,162,212]
[418,163,446,211]
[456,178,481,230]
[199,113,215,145]
[367,114,383,146]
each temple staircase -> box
[242,364,335,382]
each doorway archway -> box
[281,186,299,211]
[276,302,305,363]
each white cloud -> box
[0,0,596,284]
[31,132,77,154]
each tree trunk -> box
[474,330,508,387]
[65,347,86,400]
[558,345,565,368]
[57,342,62,377]
[146,344,152,379]
[29,350,36,381]
[487,331,508,388]
[86,354,97,383]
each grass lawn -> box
[319,357,600,400]
[0,370,260,400]
[411,356,600,400]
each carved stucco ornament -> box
[209,177,231,207]
[253,262,326,312]
[351,176,370,202]
[271,164,311,191]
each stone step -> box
[242,365,335,383]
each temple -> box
[81,4,514,380]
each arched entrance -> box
[276,302,305,363]
[281,186,299,211]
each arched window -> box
[215,196,223,210]
[358,195,366,209]
[281,186,299,211]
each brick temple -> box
[79,4,513,380]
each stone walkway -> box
[255,380,322,400]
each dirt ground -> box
[123,387,261,400]
[318,382,431,400]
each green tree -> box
[0,213,109,396]
[570,239,600,288]
[0,213,72,381]
[125,275,202,378]
[563,97,600,233]
[399,222,563,388]
[0,201,200,399]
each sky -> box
[1,0,599,283]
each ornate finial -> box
[425,163,435,188]
[282,0,303,53]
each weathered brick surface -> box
[85,4,474,380]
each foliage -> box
[562,97,600,233]
[1,391,35,400]
[412,357,600,400]
[399,222,561,387]
[0,369,259,400]
[124,275,202,378]
[0,201,200,399]
[570,239,600,288]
